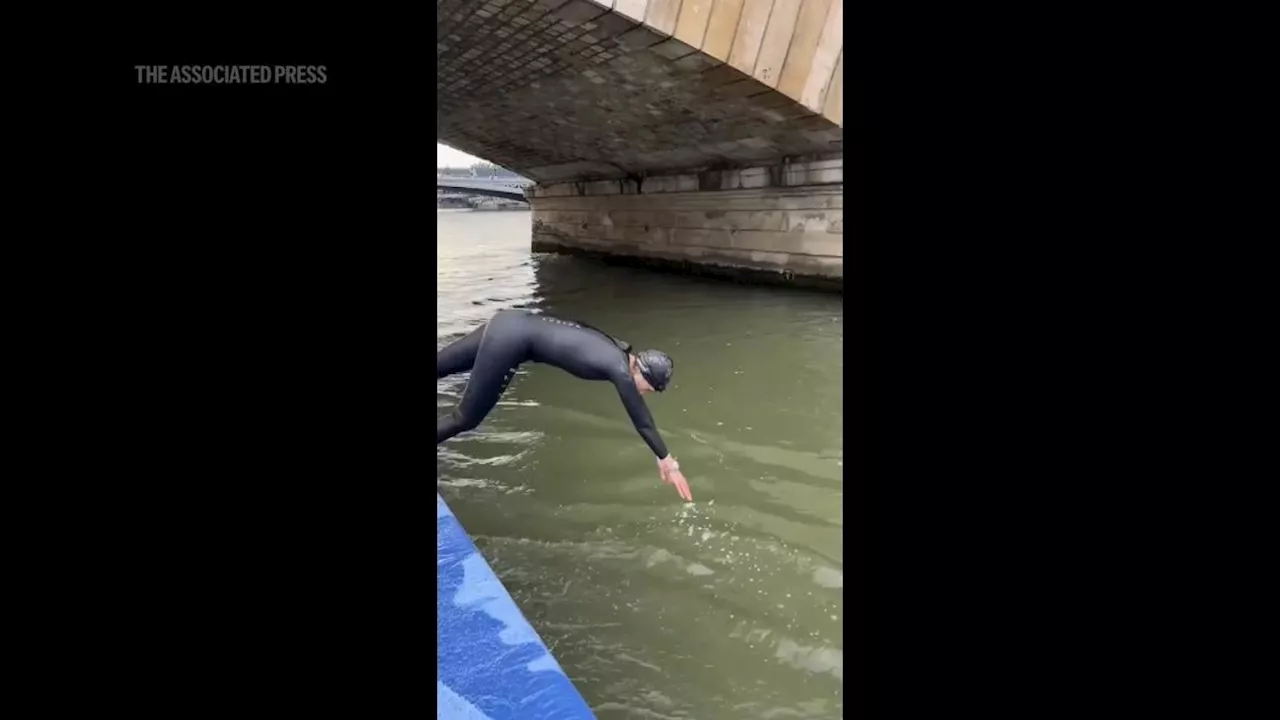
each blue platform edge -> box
[437,494,596,719]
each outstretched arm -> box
[615,379,669,459]
[615,380,692,501]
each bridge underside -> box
[438,0,842,183]
[438,0,844,289]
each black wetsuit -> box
[436,310,669,458]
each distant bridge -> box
[435,175,533,202]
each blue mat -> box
[437,494,595,719]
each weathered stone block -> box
[529,182,845,286]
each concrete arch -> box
[437,0,843,183]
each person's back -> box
[519,312,631,383]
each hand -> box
[663,468,693,502]
[657,456,692,502]
[657,455,679,476]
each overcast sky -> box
[437,143,486,168]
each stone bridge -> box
[438,0,844,288]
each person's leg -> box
[437,323,486,379]
[437,320,524,444]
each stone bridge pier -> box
[438,0,845,289]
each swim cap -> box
[634,349,674,392]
